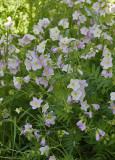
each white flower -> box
[50,27,60,36]
[92,28,102,38]
[67,79,80,91]
[0,98,3,102]
[58,18,69,29]
[30,97,43,110]
[80,27,89,35]
[79,15,87,23]
[71,90,82,101]
[92,2,100,11]
[25,34,36,40]
[110,92,115,101]
[62,64,73,73]
[31,58,42,71]
[42,103,49,113]
[81,100,89,111]
[25,59,31,71]
[37,41,47,53]
[103,49,111,57]
[72,11,80,20]
[60,37,69,44]
[100,57,112,69]
[15,108,21,114]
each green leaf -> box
[86,7,100,25]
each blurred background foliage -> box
[0,0,62,34]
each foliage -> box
[0,0,115,160]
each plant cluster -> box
[0,0,115,159]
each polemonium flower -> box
[79,15,87,23]
[79,80,88,89]
[41,139,46,146]
[92,28,102,38]
[24,123,33,132]
[43,67,54,76]
[23,36,31,44]
[109,102,115,114]
[24,76,30,83]
[76,121,86,131]
[30,97,43,109]
[110,92,115,101]
[84,112,92,118]
[49,155,56,160]
[38,77,48,88]
[101,70,108,78]
[42,103,49,113]
[72,11,80,20]
[80,27,89,35]
[37,41,47,53]
[65,131,69,135]
[25,59,31,71]
[81,100,89,111]
[71,90,82,101]
[4,16,13,29]
[100,57,112,69]
[13,77,21,90]
[47,85,53,92]
[2,109,9,118]
[92,2,100,12]
[99,130,105,137]
[96,133,100,141]
[34,130,40,141]
[103,49,111,58]
[51,47,58,53]
[62,64,73,73]
[67,79,80,91]
[78,69,83,75]
[93,104,100,110]
[40,145,49,156]
[58,18,69,29]
[31,58,42,71]
[15,108,21,114]
[21,129,26,135]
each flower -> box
[42,103,49,113]
[80,27,89,35]
[76,121,86,131]
[49,155,56,160]
[37,41,47,53]
[71,90,82,101]
[110,92,115,101]
[93,104,100,110]
[41,139,46,146]
[96,133,100,141]
[99,130,105,137]
[40,145,49,156]
[30,97,43,109]
[92,28,102,38]
[67,79,80,91]
[72,11,80,20]
[31,58,42,71]
[58,18,69,29]
[34,130,40,141]
[100,57,113,69]
[24,76,30,83]
[15,108,21,114]
[43,67,54,76]
[62,64,73,73]
[81,100,89,111]
[109,102,115,114]
[24,123,33,132]
[4,16,13,28]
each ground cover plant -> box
[0,0,115,159]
